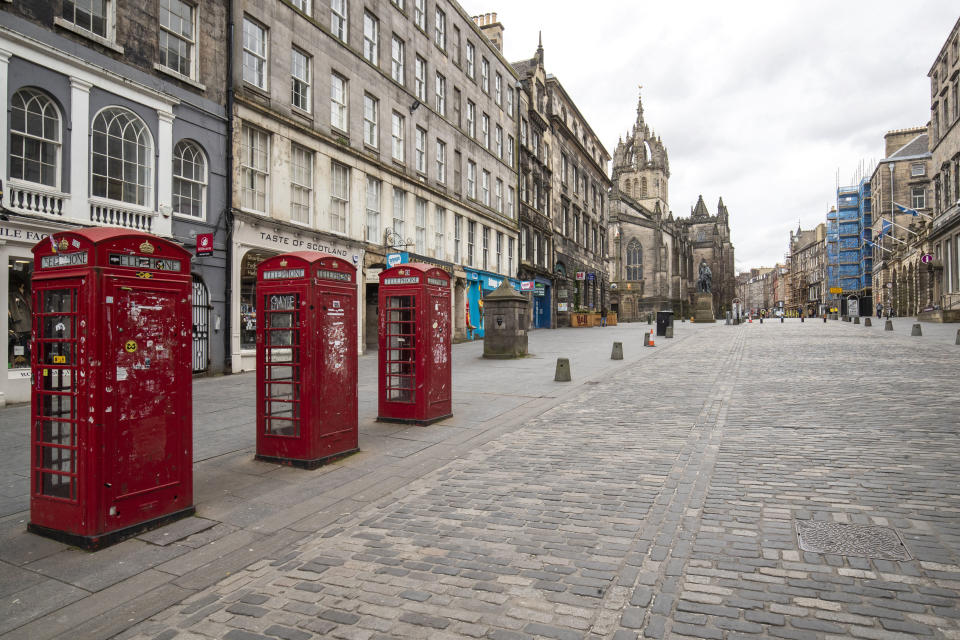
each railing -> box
[6,180,69,217]
[89,196,155,232]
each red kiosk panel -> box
[255,252,358,468]
[29,228,194,549]
[378,264,452,425]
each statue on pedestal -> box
[697,259,713,294]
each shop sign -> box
[242,225,360,263]
[0,225,51,243]
[576,271,586,281]
[196,233,214,256]
[486,277,502,289]
[557,302,569,312]
[920,253,933,264]
[520,281,535,291]
[534,284,546,297]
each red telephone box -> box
[256,252,358,468]
[29,228,194,549]
[378,264,452,425]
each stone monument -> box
[483,279,529,358]
[692,259,715,323]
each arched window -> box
[627,238,643,280]
[173,140,207,218]
[641,177,648,197]
[91,107,152,206]
[9,88,61,187]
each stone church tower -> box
[608,90,692,320]
[612,91,670,216]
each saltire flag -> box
[879,219,892,236]
[48,234,58,253]
[894,202,919,216]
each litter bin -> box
[656,310,674,337]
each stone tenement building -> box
[788,222,827,316]
[608,92,735,320]
[927,15,960,321]
[511,35,610,327]
[0,0,230,406]
[230,0,520,362]
[869,128,932,317]
[511,37,553,328]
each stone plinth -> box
[692,293,715,323]
[483,280,529,359]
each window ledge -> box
[291,106,313,121]
[54,17,124,53]
[153,64,206,90]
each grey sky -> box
[459,1,958,271]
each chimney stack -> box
[472,12,504,52]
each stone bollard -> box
[911,323,922,337]
[956,329,960,345]
[801,316,804,322]
[760,317,763,324]
[647,315,652,325]
[780,317,784,323]
[665,325,674,338]
[554,358,571,382]
[611,342,623,360]
[864,317,871,327]
[854,316,860,324]
[885,319,893,331]
[823,316,827,323]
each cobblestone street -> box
[2,319,959,639]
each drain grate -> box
[796,521,911,561]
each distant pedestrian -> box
[600,307,608,327]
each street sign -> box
[520,280,535,291]
[587,272,596,281]
[829,286,842,294]
[921,253,933,264]
[386,252,408,267]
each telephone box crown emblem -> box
[139,241,155,254]
[280,259,288,267]
[58,239,69,251]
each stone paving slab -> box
[1,318,959,639]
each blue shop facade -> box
[465,268,522,340]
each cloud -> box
[459,0,957,268]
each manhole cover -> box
[796,521,911,560]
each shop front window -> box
[8,257,34,370]
[239,249,276,350]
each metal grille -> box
[796,521,911,561]
[191,275,209,373]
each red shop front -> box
[377,264,452,425]
[256,252,358,467]
[29,228,194,549]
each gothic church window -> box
[627,239,642,280]
[641,177,647,197]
